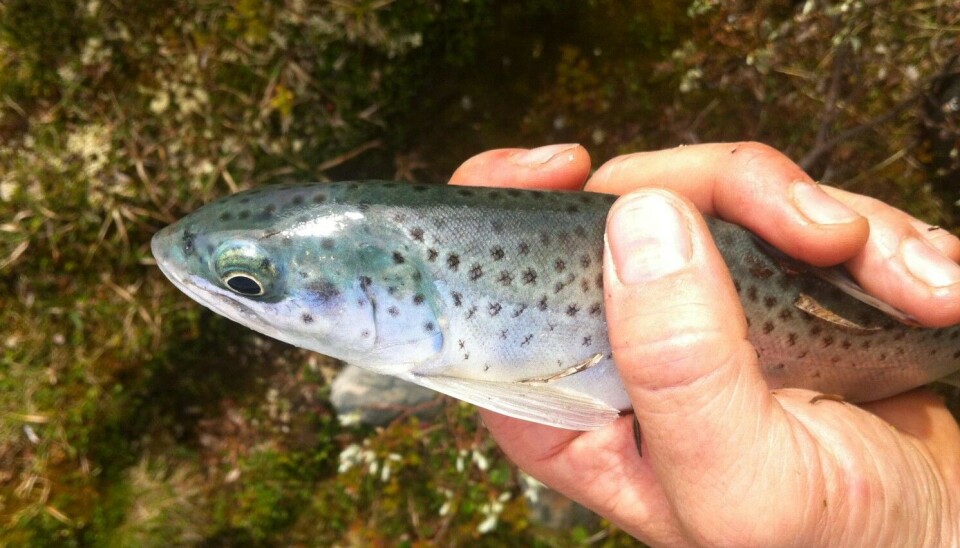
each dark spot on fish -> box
[810,325,822,336]
[773,363,785,370]
[491,246,505,261]
[554,281,566,294]
[518,242,530,255]
[521,334,533,346]
[500,330,508,339]
[539,232,550,246]
[359,276,372,290]
[388,286,398,295]
[522,268,537,285]
[347,183,360,190]
[411,271,422,283]
[413,293,425,305]
[555,259,566,273]
[456,188,474,197]
[733,279,741,293]
[321,238,335,250]
[580,278,590,292]
[595,273,603,289]
[538,296,548,311]
[511,305,527,318]
[393,251,405,264]
[308,280,340,302]
[746,317,752,327]
[413,185,429,192]
[862,340,872,349]
[240,197,251,204]
[822,336,834,347]
[892,331,905,341]
[451,292,462,307]
[566,304,580,317]
[763,296,777,309]
[181,229,196,256]
[463,352,470,360]
[361,329,370,338]
[930,348,938,356]
[812,371,821,378]
[491,220,504,234]
[879,353,887,361]
[484,364,490,371]
[763,321,774,334]
[388,306,399,316]
[747,286,758,302]
[507,189,522,197]
[424,322,435,332]
[954,350,960,359]
[466,306,477,319]
[302,313,314,324]
[427,249,438,261]
[489,302,502,316]
[410,227,424,242]
[219,211,233,221]
[787,332,797,346]
[582,336,592,346]
[259,258,272,271]
[841,339,851,349]
[580,255,591,268]
[497,271,513,286]
[291,195,304,206]
[574,226,587,238]
[565,204,580,213]
[312,193,327,204]
[487,190,501,199]
[357,298,365,307]
[469,264,483,281]
[750,266,774,279]
[589,302,602,316]
[458,340,465,349]
[447,253,460,271]
[779,309,792,321]
[951,331,959,341]
[933,330,944,339]
[238,210,250,219]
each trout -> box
[151,181,960,430]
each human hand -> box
[449,143,960,546]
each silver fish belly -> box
[151,181,960,430]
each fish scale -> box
[151,181,960,430]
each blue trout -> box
[151,181,960,429]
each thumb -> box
[603,189,788,530]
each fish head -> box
[152,185,444,372]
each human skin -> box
[448,142,960,547]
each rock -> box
[330,365,439,427]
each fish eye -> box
[223,273,264,296]
[213,241,281,299]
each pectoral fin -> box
[408,372,621,430]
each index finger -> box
[586,142,870,267]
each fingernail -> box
[790,181,861,225]
[510,144,579,167]
[901,237,960,288]
[607,191,692,285]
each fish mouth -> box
[151,224,279,338]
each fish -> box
[151,181,960,430]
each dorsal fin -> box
[752,235,919,325]
[794,293,881,333]
[806,265,920,326]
